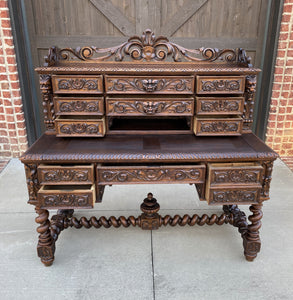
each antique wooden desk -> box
[20,30,277,266]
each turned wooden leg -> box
[50,209,74,241]
[243,204,263,261]
[35,207,55,266]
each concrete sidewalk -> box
[0,159,292,300]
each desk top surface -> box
[21,133,278,163]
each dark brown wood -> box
[20,30,278,265]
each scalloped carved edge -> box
[44,29,252,66]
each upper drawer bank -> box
[196,75,246,95]
[105,75,195,94]
[52,75,103,94]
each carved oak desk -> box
[20,30,278,266]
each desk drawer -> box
[196,97,244,115]
[194,116,243,136]
[54,97,104,115]
[205,163,263,205]
[52,75,103,94]
[105,75,194,94]
[37,185,95,209]
[196,76,245,95]
[55,116,106,137]
[38,164,94,185]
[106,97,194,116]
[97,165,205,185]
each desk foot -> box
[35,207,55,267]
[243,204,263,261]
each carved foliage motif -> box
[24,164,39,204]
[44,29,252,65]
[39,74,55,130]
[59,123,100,135]
[243,75,257,131]
[200,121,239,133]
[107,78,192,93]
[59,101,100,113]
[42,194,90,207]
[43,170,89,182]
[100,169,202,183]
[261,161,274,199]
[200,100,240,113]
[58,79,98,91]
[212,190,258,203]
[212,170,259,184]
[108,100,192,115]
[201,80,241,92]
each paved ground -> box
[0,158,292,300]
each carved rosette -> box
[109,100,192,115]
[100,168,202,183]
[24,164,39,205]
[40,75,55,131]
[59,101,99,113]
[108,78,192,93]
[201,80,241,92]
[243,75,256,132]
[260,161,274,200]
[43,170,89,182]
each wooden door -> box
[23,0,270,136]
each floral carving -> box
[58,79,98,91]
[243,75,257,132]
[107,78,192,93]
[59,101,100,113]
[108,100,192,115]
[44,29,252,65]
[213,170,260,184]
[43,170,89,182]
[59,123,100,135]
[41,194,90,207]
[200,100,240,113]
[24,164,39,205]
[211,190,258,204]
[201,80,241,92]
[200,121,239,133]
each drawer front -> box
[55,117,105,137]
[194,117,243,136]
[207,187,260,205]
[106,97,194,116]
[54,97,104,115]
[196,97,244,115]
[38,164,94,185]
[52,75,103,94]
[37,185,95,209]
[97,165,205,185]
[196,76,245,94]
[208,163,263,186]
[105,76,194,94]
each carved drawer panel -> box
[97,165,205,185]
[106,97,194,116]
[37,185,95,209]
[194,117,243,136]
[54,97,104,115]
[205,163,263,205]
[196,76,245,94]
[38,164,94,185]
[207,187,260,205]
[52,75,103,94]
[196,97,244,115]
[105,75,194,94]
[55,116,106,137]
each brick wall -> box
[266,0,293,170]
[0,0,28,158]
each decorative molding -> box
[261,161,274,200]
[24,164,39,205]
[59,100,100,113]
[212,170,260,184]
[200,99,240,113]
[211,190,259,204]
[243,75,257,132]
[42,170,89,182]
[41,194,90,207]
[201,79,241,92]
[59,123,100,135]
[200,121,240,133]
[44,29,252,65]
[57,78,98,91]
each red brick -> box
[0,151,13,157]
[286,107,292,113]
[277,50,286,57]
[9,74,18,81]
[286,59,293,66]
[10,82,20,89]
[281,91,290,98]
[272,83,282,90]
[1,82,9,90]
[0,56,5,64]
[13,99,22,106]
[276,58,285,66]
[5,48,15,56]
[280,99,288,106]
[285,67,293,74]
[277,115,285,121]
[2,91,10,98]
[284,75,293,82]
[282,14,291,23]
[282,83,290,90]
[281,23,290,32]
[17,122,26,128]
[5,116,14,122]
[16,114,24,121]
[3,144,11,151]
[2,29,11,36]
[1,19,11,28]
[287,114,293,121]
[20,144,28,151]
[273,75,283,82]
[287,50,293,57]
[7,123,15,130]
[17,129,27,136]
[18,137,27,144]
[8,65,17,73]
[6,57,16,65]
[279,32,289,40]
[5,107,14,115]
[0,130,8,136]
[284,4,293,12]
[4,38,14,47]
[285,122,292,128]
[0,75,8,81]
[268,114,276,121]
[3,99,11,106]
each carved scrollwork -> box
[107,78,192,93]
[109,100,191,115]
[212,190,258,203]
[213,170,259,184]
[60,123,99,135]
[42,194,89,207]
[24,164,39,205]
[43,170,88,182]
[59,101,99,113]
[44,29,252,65]
[201,80,241,92]
[243,75,257,132]
[201,100,240,113]
[57,79,98,91]
[200,121,239,133]
[260,161,274,200]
